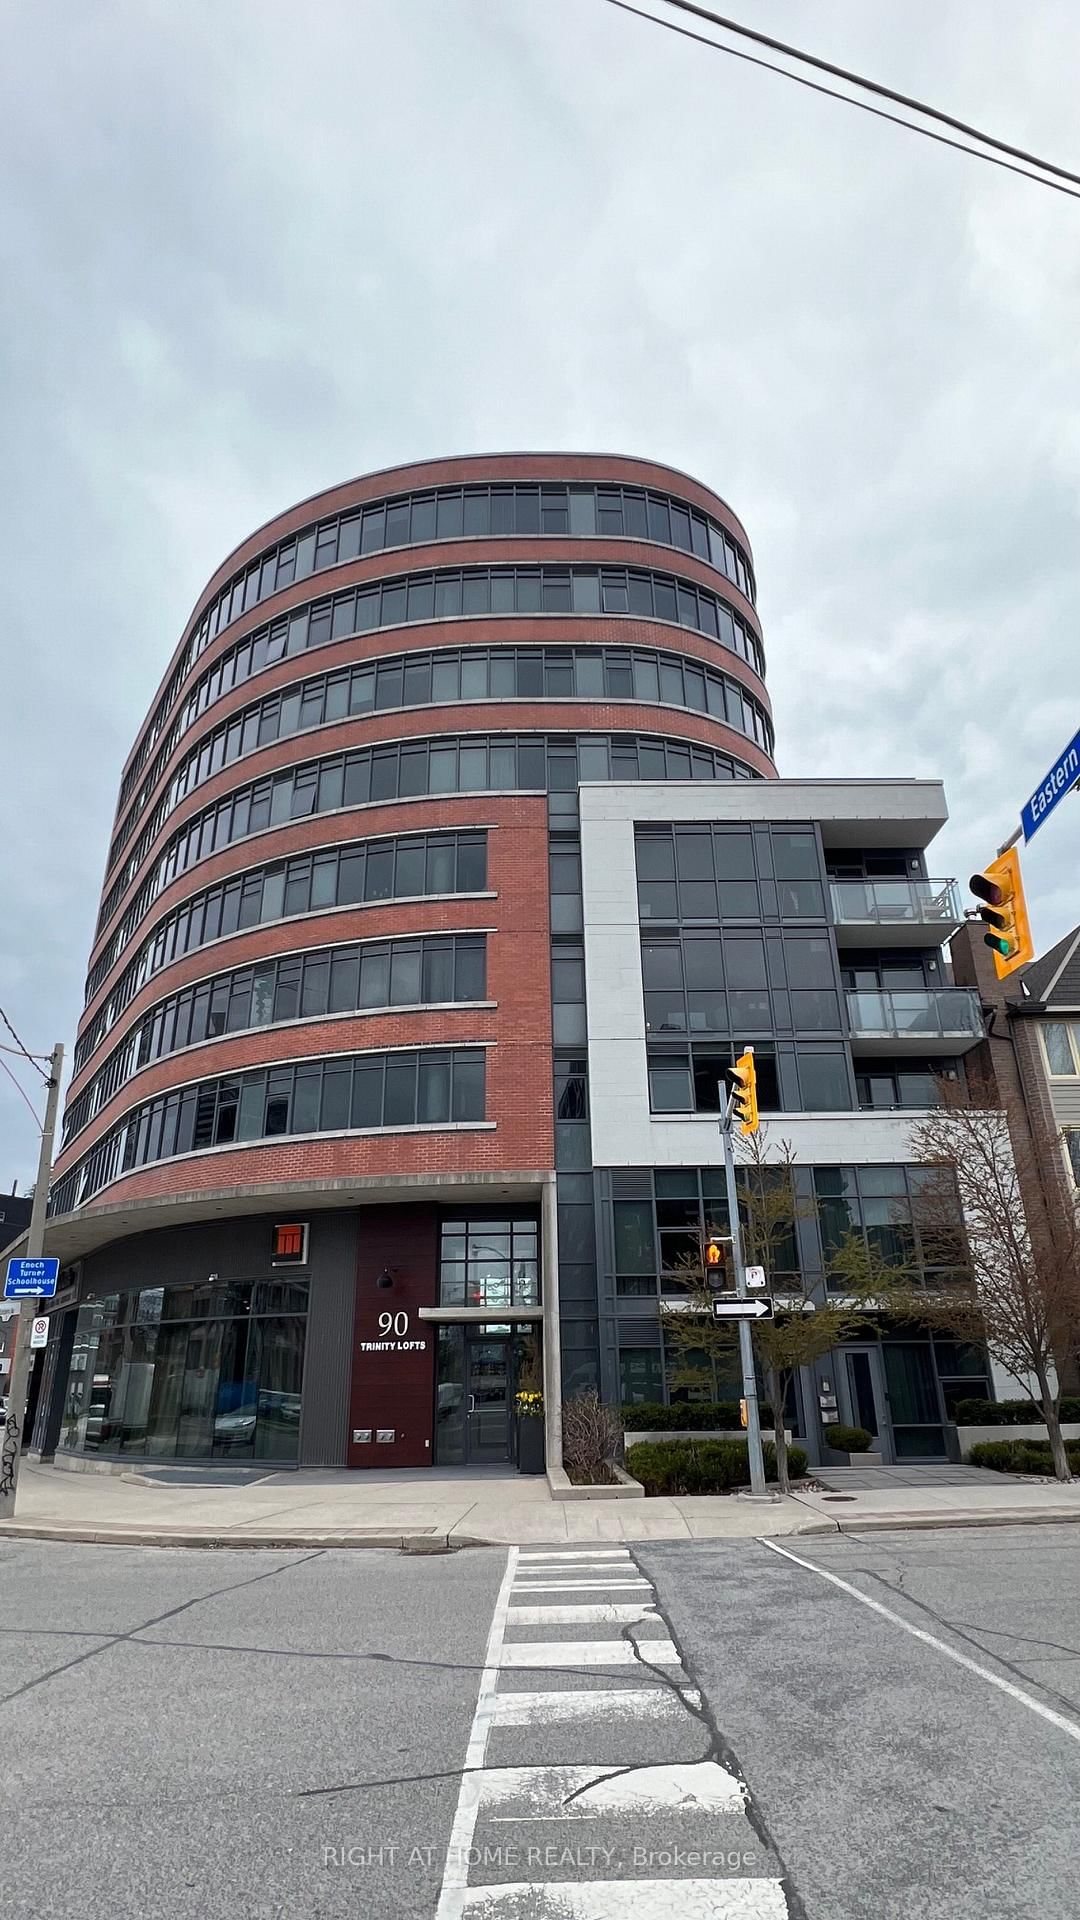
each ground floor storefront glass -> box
[59,1279,307,1462]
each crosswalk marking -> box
[512,1579,652,1592]
[498,1637,681,1668]
[472,1760,746,1815]
[457,1881,789,1917]
[437,1543,791,1919]
[518,1550,634,1563]
[506,1601,657,1626]
[490,1686,703,1726]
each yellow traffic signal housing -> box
[970,847,1034,980]
[703,1234,727,1283]
[729,1046,759,1135]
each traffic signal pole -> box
[0,1041,64,1523]
[719,1083,768,1499]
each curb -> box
[0,1523,458,1551]
[832,1508,1080,1534]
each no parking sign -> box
[29,1316,49,1349]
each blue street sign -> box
[4,1256,60,1300]
[1022,727,1080,843]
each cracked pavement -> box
[4,1527,1080,1916]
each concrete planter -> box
[959,1421,1080,1455]
[624,1428,792,1449]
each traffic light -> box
[728,1046,759,1135]
[970,847,1034,980]
[702,1234,727,1285]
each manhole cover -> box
[821,1494,858,1502]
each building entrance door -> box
[465,1337,510,1462]
[839,1346,893,1461]
[434,1325,522,1466]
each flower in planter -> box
[515,1389,544,1419]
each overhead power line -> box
[604,0,1080,203]
[0,1005,49,1083]
[660,0,1080,188]
[0,1057,44,1133]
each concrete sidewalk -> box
[5,1459,1080,1548]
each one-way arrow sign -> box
[712,1296,774,1322]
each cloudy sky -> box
[1,0,1078,1185]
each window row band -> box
[76,828,487,1071]
[51,1046,488,1217]
[90,732,755,999]
[106,637,773,894]
[120,477,755,809]
[63,932,488,1148]
[112,559,766,865]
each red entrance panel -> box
[347,1206,438,1467]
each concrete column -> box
[541,1173,563,1468]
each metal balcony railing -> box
[829,877,962,929]
[846,987,984,1043]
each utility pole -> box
[720,1055,768,1498]
[0,1041,64,1522]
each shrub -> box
[953,1396,1080,1427]
[824,1424,873,1454]
[562,1390,624,1485]
[969,1438,1080,1474]
[625,1438,808,1496]
[621,1400,774,1432]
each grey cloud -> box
[1,0,1078,1179]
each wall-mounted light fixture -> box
[376,1267,395,1290]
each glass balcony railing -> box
[847,987,984,1043]
[830,878,962,929]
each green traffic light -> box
[983,933,1011,957]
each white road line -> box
[498,1638,681,1668]
[764,1537,1080,1749]
[507,1602,657,1626]
[473,1759,745,1815]
[490,1686,702,1725]
[434,1546,519,1920]
[518,1550,634,1562]
[512,1580,652,1592]
[458,1879,789,1916]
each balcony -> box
[830,877,963,947]
[846,987,983,1055]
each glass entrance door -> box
[466,1337,510,1462]
[840,1346,892,1460]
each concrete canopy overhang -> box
[1,1169,555,1267]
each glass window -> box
[451,1051,485,1120]
[1044,1024,1076,1074]
[798,1050,851,1111]
[649,1057,693,1112]
[613,1200,655,1276]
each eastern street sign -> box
[712,1296,774,1322]
[4,1256,60,1300]
[1022,726,1080,843]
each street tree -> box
[664,1129,910,1494]
[908,1082,1080,1483]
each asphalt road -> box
[641,1524,1080,1919]
[4,1527,1080,1918]
[0,1538,506,1919]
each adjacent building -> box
[31,453,996,1471]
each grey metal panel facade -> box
[1048,1081,1080,1127]
[298,1211,358,1467]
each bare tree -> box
[909,1081,1080,1482]
[664,1130,910,1494]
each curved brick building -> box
[35,453,773,1470]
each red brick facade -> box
[58,453,774,1240]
